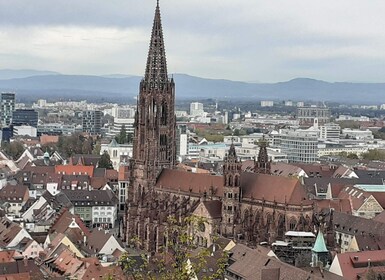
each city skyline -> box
[0,0,384,83]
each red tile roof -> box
[333,250,385,280]
[50,209,90,237]
[241,172,309,205]
[55,165,94,177]
[156,169,224,196]
[0,184,29,202]
[314,199,352,214]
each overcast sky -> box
[0,0,384,82]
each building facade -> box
[0,92,15,127]
[297,107,330,125]
[12,109,38,127]
[82,110,102,135]
[273,130,318,163]
[190,102,204,117]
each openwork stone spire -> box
[144,1,168,88]
[255,135,271,174]
[131,0,176,184]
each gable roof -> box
[333,211,385,237]
[202,200,222,219]
[156,169,224,197]
[50,209,90,236]
[240,172,309,205]
[0,184,29,202]
[333,250,385,280]
[227,243,337,280]
[84,229,112,254]
[55,165,94,177]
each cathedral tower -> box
[131,1,176,191]
[254,136,271,174]
[221,143,242,237]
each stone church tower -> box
[221,143,242,237]
[130,0,176,199]
[254,136,271,174]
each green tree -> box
[362,149,385,161]
[117,125,128,144]
[98,151,114,169]
[127,133,133,144]
[119,216,228,280]
[93,141,101,155]
[347,153,359,159]
[1,141,25,160]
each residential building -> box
[0,184,29,217]
[0,92,15,126]
[82,110,102,135]
[176,124,188,159]
[329,250,385,279]
[118,166,129,212]
[190,102,204,116]
[62,189,118,228]
[83,229,125,256]
[225,243,340,280]
[333,212,385,253]
[0,217,33,249]
[260,100,274,107]
[338,186,383,219]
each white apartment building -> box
[176,124,188,159]
[92,205,118,228]
[260,100,274,107]
[190,102,204,116]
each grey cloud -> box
[0,0,385,82]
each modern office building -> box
[12,109,39,127]
[319,123,341,140]
[82,110,102,135]
[108,117,135,138]
[0,92,15,127]
[273,130,318,163]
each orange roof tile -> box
[156,169,223,196]
[55,165,94,177]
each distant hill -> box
[0,69,60,80]
[0,70,384,103]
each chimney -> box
[83,235,87,245]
